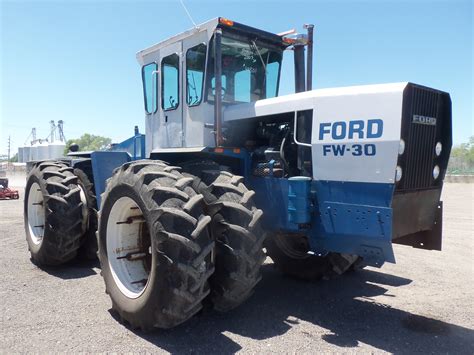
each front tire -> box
[266,233,361,280]
[24,161,86,266]
[98,160,214,330]
[265,233,332,280]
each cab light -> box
[283,37,296,45]
[219,18,234,26]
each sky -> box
[1,0,472,156]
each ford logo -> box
[413,115,437,125]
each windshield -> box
[207,33,283,104]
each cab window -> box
[186,43,206,106]
[265,56,281,98]
[142,63,158,114]
[161,53,179,110]
[206,34,283,104]
[234,69,251,102]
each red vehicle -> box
[0,187,19,199]
[0,178,19,199]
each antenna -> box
[179,0,198,29]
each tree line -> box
[447,136,474,175]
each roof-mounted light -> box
[219,17,234,26]
[282,37,296,45]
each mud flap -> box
[392,202,442,251]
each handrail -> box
[293,111,312,147]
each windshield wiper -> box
[187,72,199,104]
[250,39,267,72]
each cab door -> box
[159,42,183,148]
[182,31,211,147]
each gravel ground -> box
[1,176,473,354]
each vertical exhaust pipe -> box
[294,43,306,93]
[304,24,314,91]
[214,28,224,146]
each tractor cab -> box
[136,17,310,152]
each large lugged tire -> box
[266,233,360,280]
[24,161,86,266]
[182,161,266,312]
[74,167,98,260]
[98,160,214,329]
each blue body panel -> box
[110,133,146,160]
[91,151,130,207]
[310,181,395,265]
[77,130,145,208]
[86,141,396,266]
[288,177,312,224]
[247,175,395,266]
[247,177,299,232]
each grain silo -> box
[37,141,49,160]
[23,123,67,162]
[48,141,65,159]
[31,142,39,161]
[23,145,32,162]
[18,147,24,163]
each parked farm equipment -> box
[0,178,19,200]
[24,18,452,329]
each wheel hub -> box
[27,182,45,245]
[274,233,311,259]
[106,196,152,299]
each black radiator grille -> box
[399,87,440,190]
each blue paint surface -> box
[110,133,146,160]
[288,177,312,224]
[85,145,397,266]
[247,176,300,232]
[248,174,396,266]
[91,151,130,208]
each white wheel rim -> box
[78,183,89,228]
[27,182,46,245]
[106,196,152,299]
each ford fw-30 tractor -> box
[24,18,452,329]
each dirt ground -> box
[1,175,473,353]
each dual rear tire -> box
[181,161,266,312]
[98,160,264,329]
[24,162,86,265]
